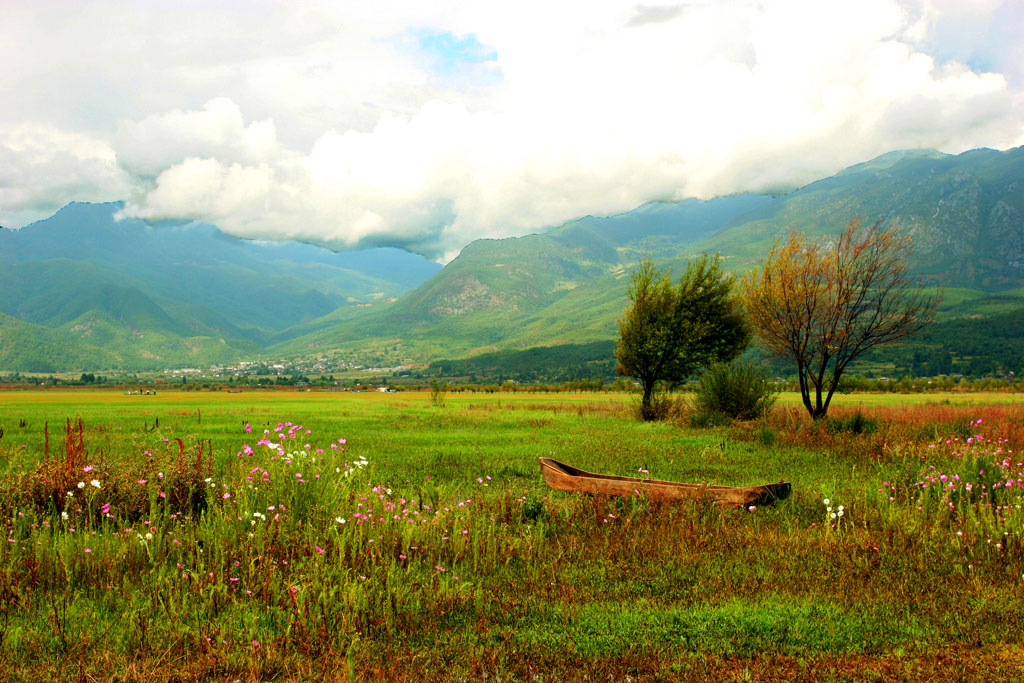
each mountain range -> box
[0,203,440,371]
[2,145,1023,375]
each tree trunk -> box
[640,379,656,421]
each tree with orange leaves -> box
[742,219,939,420]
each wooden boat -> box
[538,457,791,507]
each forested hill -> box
[3,145,1024,374]
[0,202,440,372]
[272,145,1024,375]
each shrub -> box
[634,388,684,422]
[826,411,879,435]
[17,418,212,522]
[688,410,732,428]
[692,360,778,422]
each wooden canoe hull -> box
[538,457,791,507]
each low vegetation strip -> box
[0,391,1023,681]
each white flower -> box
[90,479,101,488]
[823,498,830,506]
[67,491,74,498]
[61,511,69,520]
[335,517,346,524]
[830,512,837,519]
[77,482,85,489]
[145,532,153,540]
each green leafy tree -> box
[615,255,749,421]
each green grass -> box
[1,390,1024,681]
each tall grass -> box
[0,390,1022,680]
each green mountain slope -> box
[0,202,442,332]
[270,195,773,358]
[703,146,1024,289]
[4,146,1024,374]
[0,312,118,373]
[0,202,442,371]
[273,146,1024,373]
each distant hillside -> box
[274,145,1024,376]
[0,202,441,331]
[431,340,617,383]
[0,203,441,371]
[270,194,774,358]
[701,146,1024,289]
[4,145,1024,375]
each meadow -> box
[0,389,1023,681]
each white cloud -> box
[0,125,134,228]
[2,0,1023,259]
[114,98,280,177]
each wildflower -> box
[823,498,830,506]
[77,482,85,489]
[83,465,93,473]
[335,517,346,524]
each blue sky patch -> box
[411,28,498,75]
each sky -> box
[1,0,1022,262]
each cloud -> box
[627,3,686,27]
[0,125,134,228]
[2,0,1023,259]
[114,98,280,177]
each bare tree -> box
[742,219,939,420]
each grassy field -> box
[1,389,1024,681]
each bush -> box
[634,387,685,422]
[692,360,778,422]
[688,410,732,428]
[826,411,879,435]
